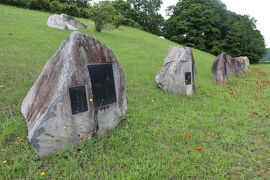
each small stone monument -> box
[211,52,230,84]
[21,32,127,156]
[235,57,246,75]
[227,56,247,77]
[47,14,87,31]
[155,46,196,95]
[236,56,250,71]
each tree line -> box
[164,0,267,63]
[1,0,267,63]
[264,49,270,60]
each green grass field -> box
[0,4,270,179]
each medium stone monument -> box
[212,53,248,84]
[211,52,230,84]
[227,56,240,77]
[47,14,87,31]
[155,46,196,95]
[21,31,127,156]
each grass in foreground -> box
[0,4,270,179]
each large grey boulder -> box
[155,46,196,96]
[47,14,87,31]
[21,31,127,156]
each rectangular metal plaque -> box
[224,62,228,76]
[69,86,88,115]
[88,63,117,108]
[185,72,192,85]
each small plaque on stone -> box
[69,86,88,115]
[185,72,192,85]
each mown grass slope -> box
[0,4,270,179]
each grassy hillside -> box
[0,4,270,179]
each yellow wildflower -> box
[40,172,46,176]
[2,160,7,164]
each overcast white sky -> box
[159,0,270,47]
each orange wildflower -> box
[195,147,202,152]
[18,138,25,142]
[80,136,85,140]
[15,100,19,105]
[210,133,216,136]
[185,135,191,139]
[172,155,179,159]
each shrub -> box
[112,14,126,28]
[79,7,91,18]
[29,0,51,11]
[1,0,30,8]
[0,0,88,18]
[49,0,64,14]
[89,1,115,32]
[62,3,79,17]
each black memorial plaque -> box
[69,86,88,115]
[224,62,228,76]
[88,63,117,108]
[185,72,192,85]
